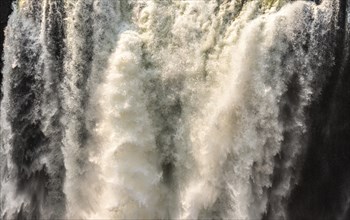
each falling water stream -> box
[1,0,349,219]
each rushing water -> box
[1,0,349,219]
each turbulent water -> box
[0,0,349,219]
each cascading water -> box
[0,0,349,219]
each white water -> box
[0,0,341,219]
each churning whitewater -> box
[1,0,349,219]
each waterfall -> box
[1,0,349,219]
